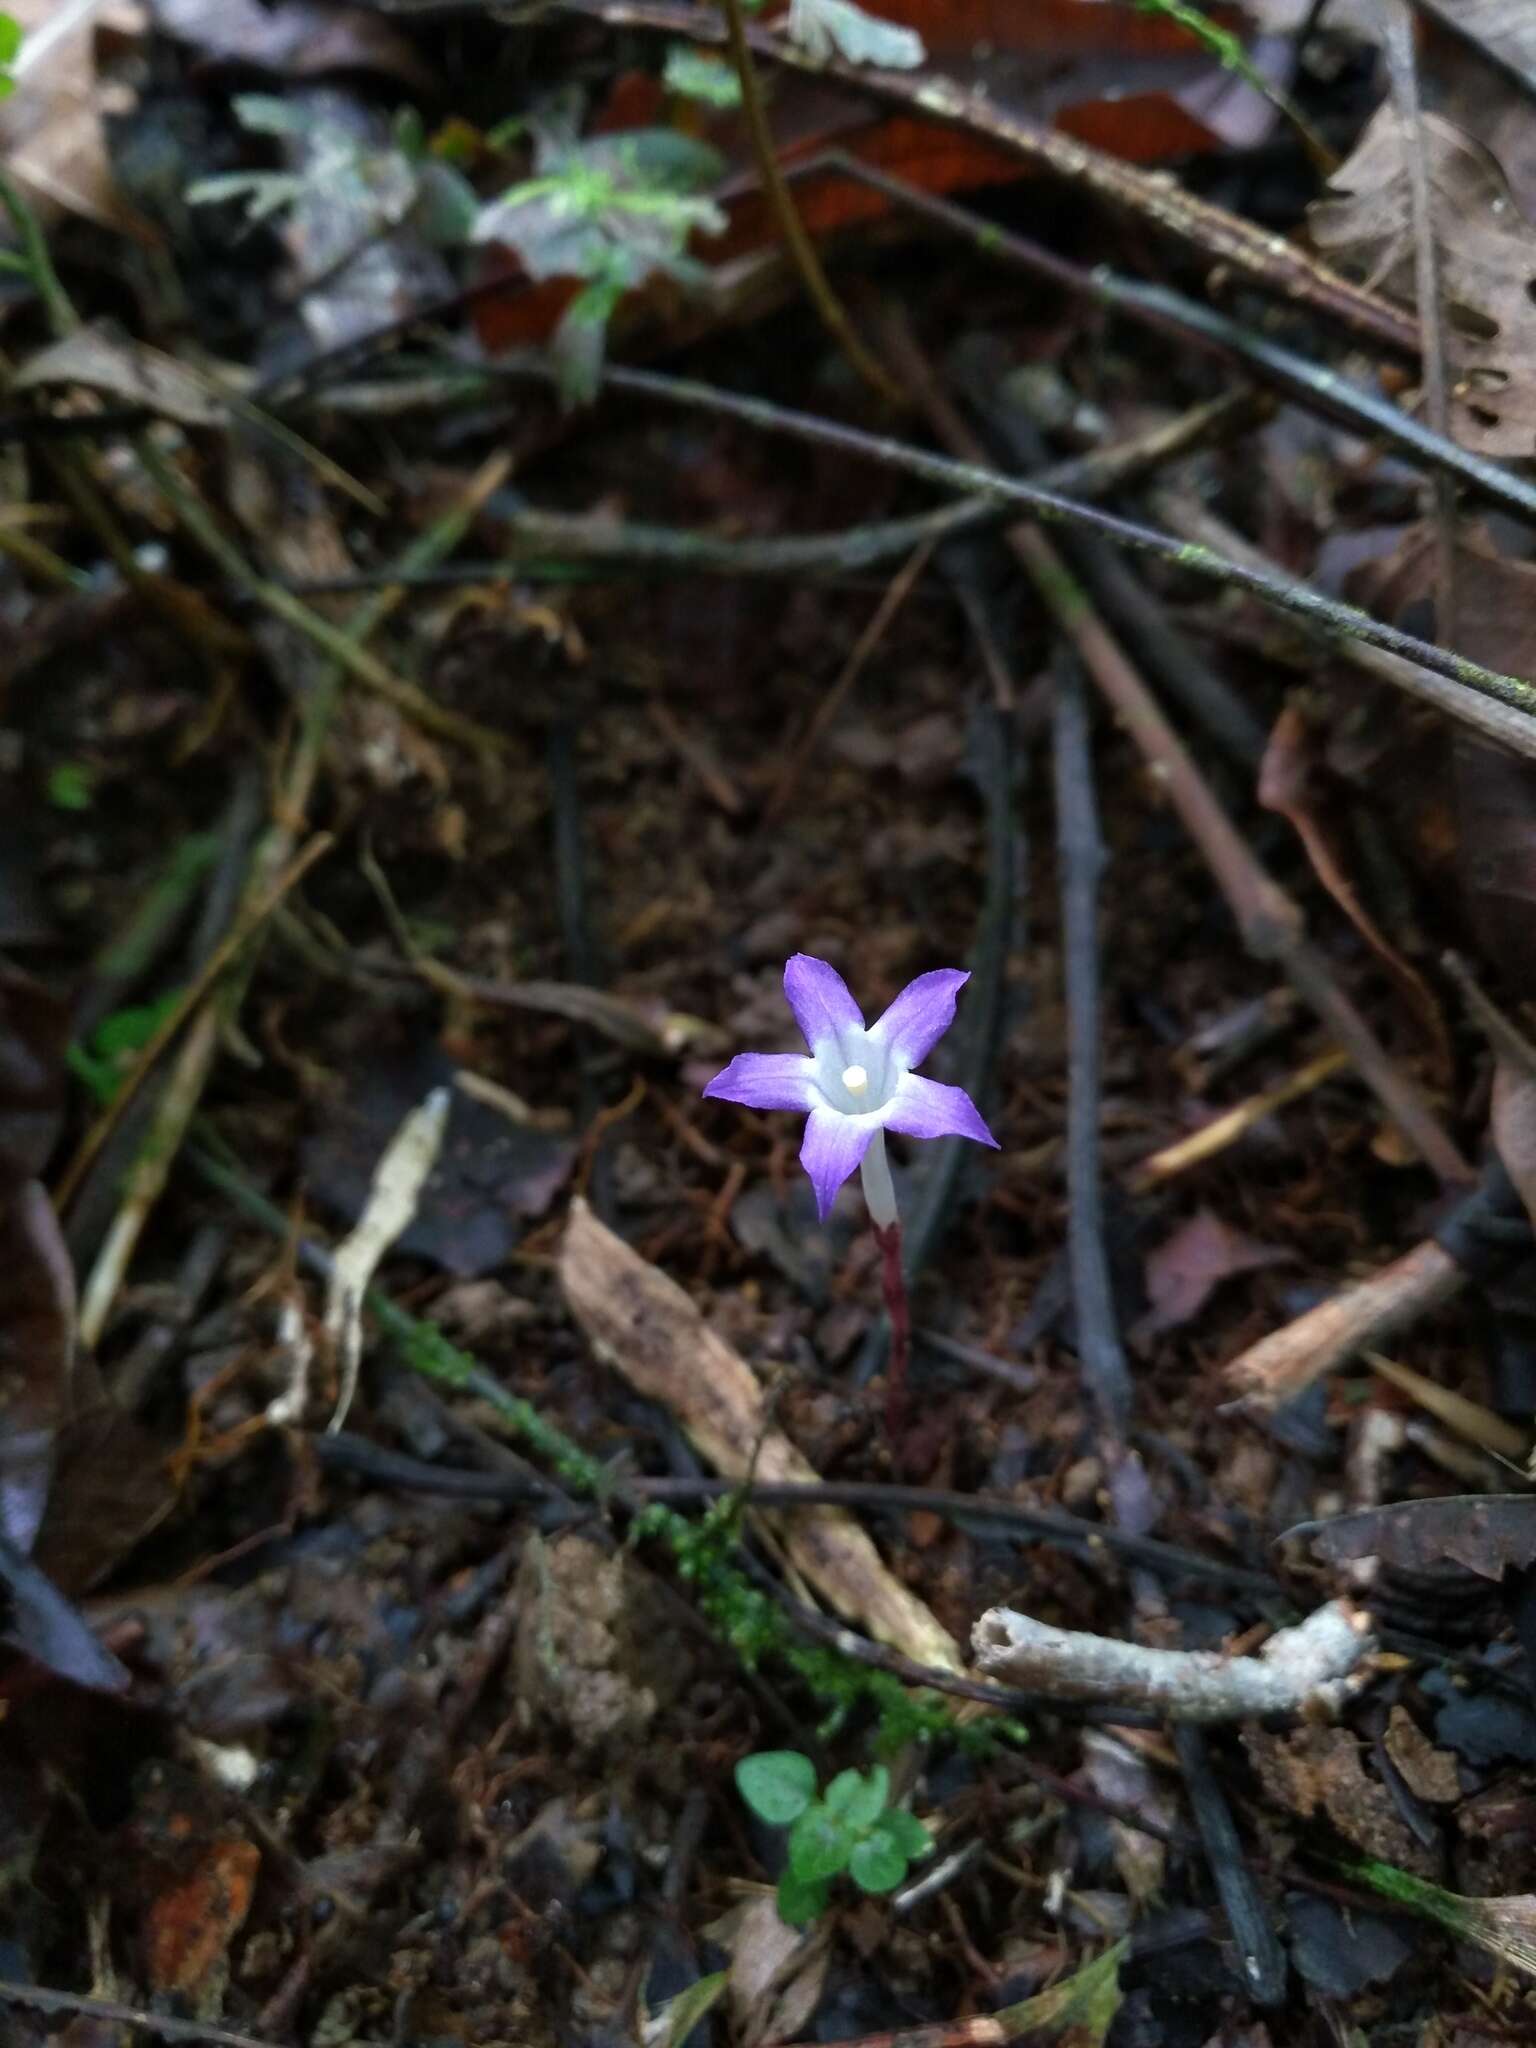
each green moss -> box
[389,1310,1024,1754]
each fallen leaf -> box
[0,963,69,1182]
[14,326,231,427]
[1384,1703,1461,1805]
[1286,1494,1536,1580]
[0,1525,129,1691]
[1424,0,1536,99]
[148,0,435,87]
[1131,1209,1291,1346]
[0,1180,75,1557]
[1309,107,1536,456]
[0,0,154,239]
[1494,1059,1536,1238]
[303,1047,575,1279]
[1285,1891,1414,1997]
[708,1891,830,2047]
[143,1835,260,1996]
[1243,1725,1435,1873]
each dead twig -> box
[1378,0,1460,628]
[883,312,1472,1187]
[0,1982,275,2048]
[1127,1048,1351,1193]
[1053,651,1132,1445]
[973,1600,1375,1720]
[1172,1725,1287,2005]
[1225,1155,1528,1405]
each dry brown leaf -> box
[1242,1724,1436,1874]
[1309,106,1536,456]
[0,0,155,240]
[1384,1703,1461,1805]
[1493,1057,1536,1236]
[559,1199,964,1674]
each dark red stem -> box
[873,1219,910,1448]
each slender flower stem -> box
[873,1219,911,1449]
[716,0,902,406]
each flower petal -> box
[883,1072,998,1147]
[784,954,864,1055]
[703,1051,816,1112]
[869,968,969,1070]
[800,1106,874,1219]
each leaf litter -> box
[11,1,1536,2041]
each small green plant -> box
[0,13,20,98]
[735,1751,932,1925]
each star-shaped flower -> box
[703,953,998,1220]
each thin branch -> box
[1153,488,1536,767]
[882,314,1473,1187]
[519,358,1536,723]
[1378,0,1459,629]
[716,0,901,404]
[785,150,1536,532]
[0,1982,274,2048]
[1173,1725,1288,2005]
[1053,653,1133,1443]
[973,1599,1375,1720]
[1226,1153,1527,1405]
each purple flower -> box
[703,953,998,1222]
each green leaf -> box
[776,1867,831,1927]
[786,0,925,69]
[873,1808,932,1860]
[46,762,93,811]
[650,1970,728,2048]
[736,1751,817,1827]
[663,44,742,108]
[0,12,21,65]
[823,1766,888,1832]
[788,1804,852,1882]
[848,1831,907,1894]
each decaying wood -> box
[1225,1236,1467,1407]
[973,1601,1375,1721]
[559,1198,964,1673]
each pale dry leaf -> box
[1425,0,1536,98]
[1309,106,1536,456]
[0,0,154,239]
[14,327,229,427]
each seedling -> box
[735,1750,932,1925]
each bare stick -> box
[1153,490,1536,768]
[1173,1725,1288,2005]
[1128,1047,1351,1192]
[1378,0,1459,627]
[0,1980,274,2048]
[717,0,901,405]
[1053,653,1132,1442]
[1226,1235,1467,1406]
[570,358,1536,722]
[973,1599,1375,1720]
[788,150,1536,533]
[883,315,1472,1186]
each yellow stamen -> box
[842,1064,869,1095]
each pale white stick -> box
[325,1086,450,1431]
[972,1599,1374,1721]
